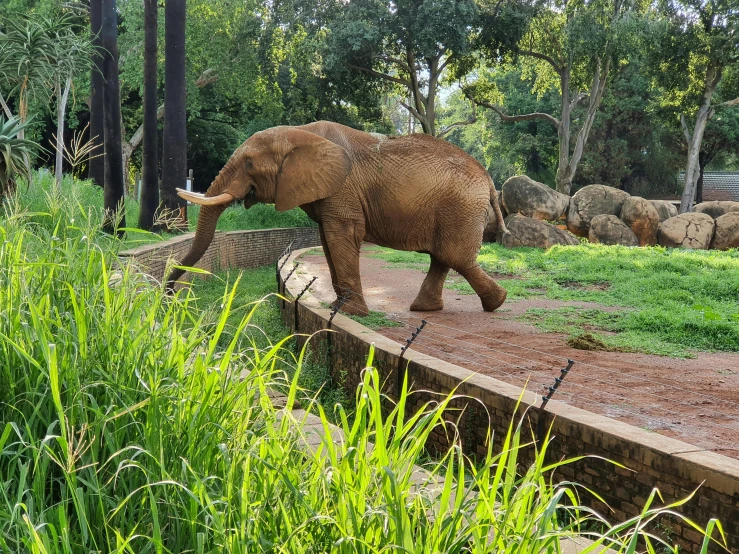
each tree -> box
[160,0,187,226]
[323,0,485,136]
[138,0,159,231]
[51,15,95,191]
[468,0,635,194]
[443,67,559,185]
[0,13,58,174]
[101,0,125,234]
[649,0,739,212]
[88,0,104,187]
[693,98,739,202]
[574,63,683,196]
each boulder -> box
[693,201,739,219]
[498,214,580,249]
[657,213,715,249]
[566,185,631,237]
[588,215,639,246]
[501,175,570,221]
[649,200,678,222]
[710,212,739,250]
[620,196,660,246]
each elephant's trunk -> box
[165,165,237,291]
[165,203,227,292]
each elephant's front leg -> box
[322,218,369,316]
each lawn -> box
[365,243,739,356]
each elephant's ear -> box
[274,129,352,212]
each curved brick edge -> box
[118,227,320,284]
[280,247,739,554]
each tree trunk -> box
[680,104,713,213]
[679,65,721,214]
[696,160,704,204]
[55,77,72,191]
[555,69,572,194]
[161,0,187,228]
[101,0,126,234]
[88,0,105,188]
[567,57,610,192]
[139,0,159,231]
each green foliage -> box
[348,310,403,330]
[19,171,315,249]
[444,68,560,186]
[188,266,349,410]
[574,64,683,195]
[187,202,317,231]
[0,184,727,553]
[368,244,739,355]
[0,116,40,195]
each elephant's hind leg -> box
[410,255,449,311]
[452,262,507,312]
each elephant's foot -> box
[332,296,369,316]
[480,289,507,312]
[410,296,444,312]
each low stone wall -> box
[119,227,320,283]
[279,247,739,554]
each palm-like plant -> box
[0,14,59,122]
[0,116,40,197]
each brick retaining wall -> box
[280,247,739,554]
[119,227,320,283]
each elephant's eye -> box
[245,160,253,170]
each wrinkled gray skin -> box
[167,121,508,315]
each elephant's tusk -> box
[177,189,235,206]
[176,187,205,198]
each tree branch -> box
[466,91,559,127]
[371,54,410,72]
[195,68,219,87]
[437,104,477,138]
[680,114,692,143]
[518,49,562,74]
[717,96,739,108]
[346,63,411,87]
[399,100,425,125]
[569,91,589,111]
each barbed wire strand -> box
[384,329,739,435]
[382,307,739,413]
[289,277,739,418]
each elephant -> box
[167,121,509,315]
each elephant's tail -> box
[490,184,509,236]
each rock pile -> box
[486,175,738,251]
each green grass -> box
[348,310,404,330]
[20,170,315,250]
[367,244,739,355]
[0,174,727,553]
[189,267,349,409]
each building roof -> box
[678,171,739,201]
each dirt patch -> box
[567,333,630,352]
[557,280,611,291]
[295,245,739,457]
